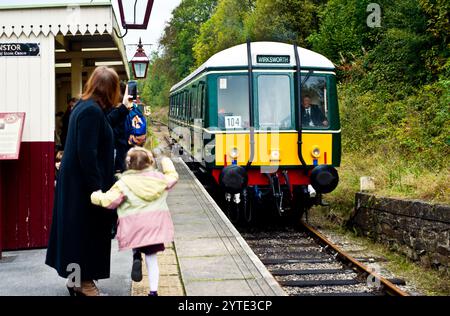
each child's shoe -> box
[131,253,143,282]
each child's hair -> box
[56,151,64,162]
[126,147,154,171]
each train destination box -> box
[0,112,25,160]
[257,55,291,64]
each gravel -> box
[268,262,345,271]
[285,284,377,295]
[276,272,359,282]
[242,227,409,296]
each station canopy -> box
[0,2,130,80]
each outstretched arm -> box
[91,183,126,210]
[160,157,179,189]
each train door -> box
[193,83,204,162]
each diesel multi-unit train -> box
[169,41,340,223]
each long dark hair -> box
[81,66,120,110]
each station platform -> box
[0,158,285,296]
[165,159,285,296]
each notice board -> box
[0,113,25,160]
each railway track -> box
[240,222,408,296]
[150,120,409,297]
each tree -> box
[160,0,218,79]
[140,0,218,107]
[308,0,385,63]
[419,0,450,78]
[193,0,252,66]
[245,0,325,46]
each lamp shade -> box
[117,0,154,30]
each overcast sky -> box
[0,0,182,58]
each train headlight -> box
[229,147,240,160]
[270,150,281,161]
[312,146,321,158]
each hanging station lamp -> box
[130,38,150,79]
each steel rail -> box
[154,120,408,297]
[300,220,409,296]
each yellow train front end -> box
[169,42,341,223]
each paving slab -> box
[0,241,132,296]
[168,159,286,297]
[131,243,185,296]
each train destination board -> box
[0,43,40,57]
[0,113,26,160]
[257,55,290,64]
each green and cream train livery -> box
[169,41,340,222]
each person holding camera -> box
[46,67,122,296]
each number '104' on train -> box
[169,41,341,223]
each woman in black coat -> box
[46,67,121,296]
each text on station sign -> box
[0,43,40,57]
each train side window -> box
[195,87,200,119]
[179,93,182,119]
[174,95,177,118]
[179,94,182,120]
[217,75,249,130]
[181,92,185,120]
[200,83,205,121]
[177,94,180,119]
[193,87,198,119]
[185,91,189,122]
[301,76,329,129]
[257,75,292,130]
[171,96,174,117]
[189,91,193,122]
[173,95,176,118]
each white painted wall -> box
[0,33,55,142]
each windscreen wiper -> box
[301,70,314,89]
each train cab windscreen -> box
[301,76,329,129]
[257,75,292,130]
[217,75,250,130]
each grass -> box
[316,147,450,295]
[326,151,450,223]
[144,113,160,151]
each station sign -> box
[0,43,40,57]
[257,55,290,64]
[0,113,26,160]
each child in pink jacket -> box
[91,147,178,296]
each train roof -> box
[170,41,335,92]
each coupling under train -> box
[168,41,340,223]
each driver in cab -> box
[302,96,329,128]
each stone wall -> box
[351,193,450,273]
